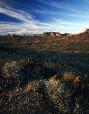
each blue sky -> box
[0,0,89,35]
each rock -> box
[23,82,33,93]
[73,76,81,88]
[44,32,61,37]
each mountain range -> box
[0,29,89,53]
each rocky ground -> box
[0,59,89,114]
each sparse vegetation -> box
[0,59,89,114]
[0,30,89,113]
[63,71,76,81]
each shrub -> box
[1,61,21,79]
[63,71,76,81]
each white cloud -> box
[0,7,34,23]
[36,0,81,13]
[34,8,89,20]
[0,4,89,35]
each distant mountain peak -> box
[84,29,89,33]
[43,32,61,37]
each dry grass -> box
[63,71,76,81]
[24,82,33,93]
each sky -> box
[0,0,89,35]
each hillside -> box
[0,30,89,114]
[0,29,89,76]
[0,29,89,53]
